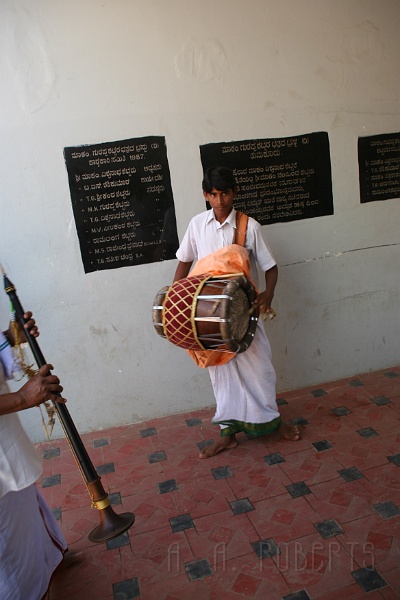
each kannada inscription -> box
[200,131,333,224]
[64,136,179,273]
[358,132,400,203]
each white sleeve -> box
[0,332,16,380]
[247,219,276,272]
[176,219,198,263]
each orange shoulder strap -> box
[233,211,249,247]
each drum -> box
[152,274,259,353]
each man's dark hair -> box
[202,166,237,193]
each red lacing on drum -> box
[162,275,211,350]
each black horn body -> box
[3,273,135,543]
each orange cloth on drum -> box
[185,244,259,368]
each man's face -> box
[203,187,236,223]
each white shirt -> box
[0,332,42,499]
[176,208,276,286]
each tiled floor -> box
[39,366,400,600]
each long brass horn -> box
[2,270,135,543]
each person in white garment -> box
[173,166,300,458]
[0,311,72,600]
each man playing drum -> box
[173,166,300,458]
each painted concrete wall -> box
[0,0,399,442]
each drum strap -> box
[233,211,249,247]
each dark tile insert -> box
[282,591,311,600]
[312,440,333,452]
[384,371,399,378]
[315,518,344,538]
[286,482,312,498]
[43,447,60,459]
[251,538,280,559]
[96,462,115,475]
[158,479,178,494]
[338,467,364,482]
[311,388,327,397]
[112,577,140,599]
[387,453,400,467]
[148,450,167,463]
[186,418,202,427]
[373,501,400,520]
[107,531,130,550]
[185,558,212,581]
[140,427,157,438]
[290,417,309,426]
[170,513,194,533]
[109,492,121,506]
[230,498,254,515]
[371,396,391,406]
[357,427,378,438]
[264,452,285,465]
[332,406,351,416]
[352,566,387,592]
[277,397,288,406]
[42,474,61,488]
[348,379,364,387]
[52,507,61,521]
[197,439,213,451]
[211,466,233,480]
[93,437,109,448]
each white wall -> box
[1,0,399,442]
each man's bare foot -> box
[280,421,301,441]
[199,434,237,458]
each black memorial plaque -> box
[64,136,179,273]
[358,132,400,203]
[200,131,333,225]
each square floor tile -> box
[93,437,109,448]
[148,451,166,463]
[282,591,311,600]
[314,518,344,538]
[384,371,399,378]
[109,492,121,506]
[43,447,60,459]
[312,440,333,452]
[229,498,254,515]
[251,537,280,559]
[186,418,202,427]
[158,479,178,494]
[290,417,309,425]
[352,566,387,592]
[349,379,364,387]
[211,466,233,480]
[140,427,157,438]
[286,482,312,498]
[96,462,115,475]
[197,439,213,451]
[42,474,61,488]
[112,577,140,599]
[387,453,400,466]
[52,506,61,520]
[106,531,130,550]
[373,500,400,519]
[357,427,378,438]
[185,558,212,580]
[170,513,194,533]
[338,467,364,482]
[277,397,288,406]
[332,406,351,416]
[371,396,391,405]
[311,388,328,397]
[264,452,285,465]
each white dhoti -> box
[0,484,67,600]
[208,322,281,436]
